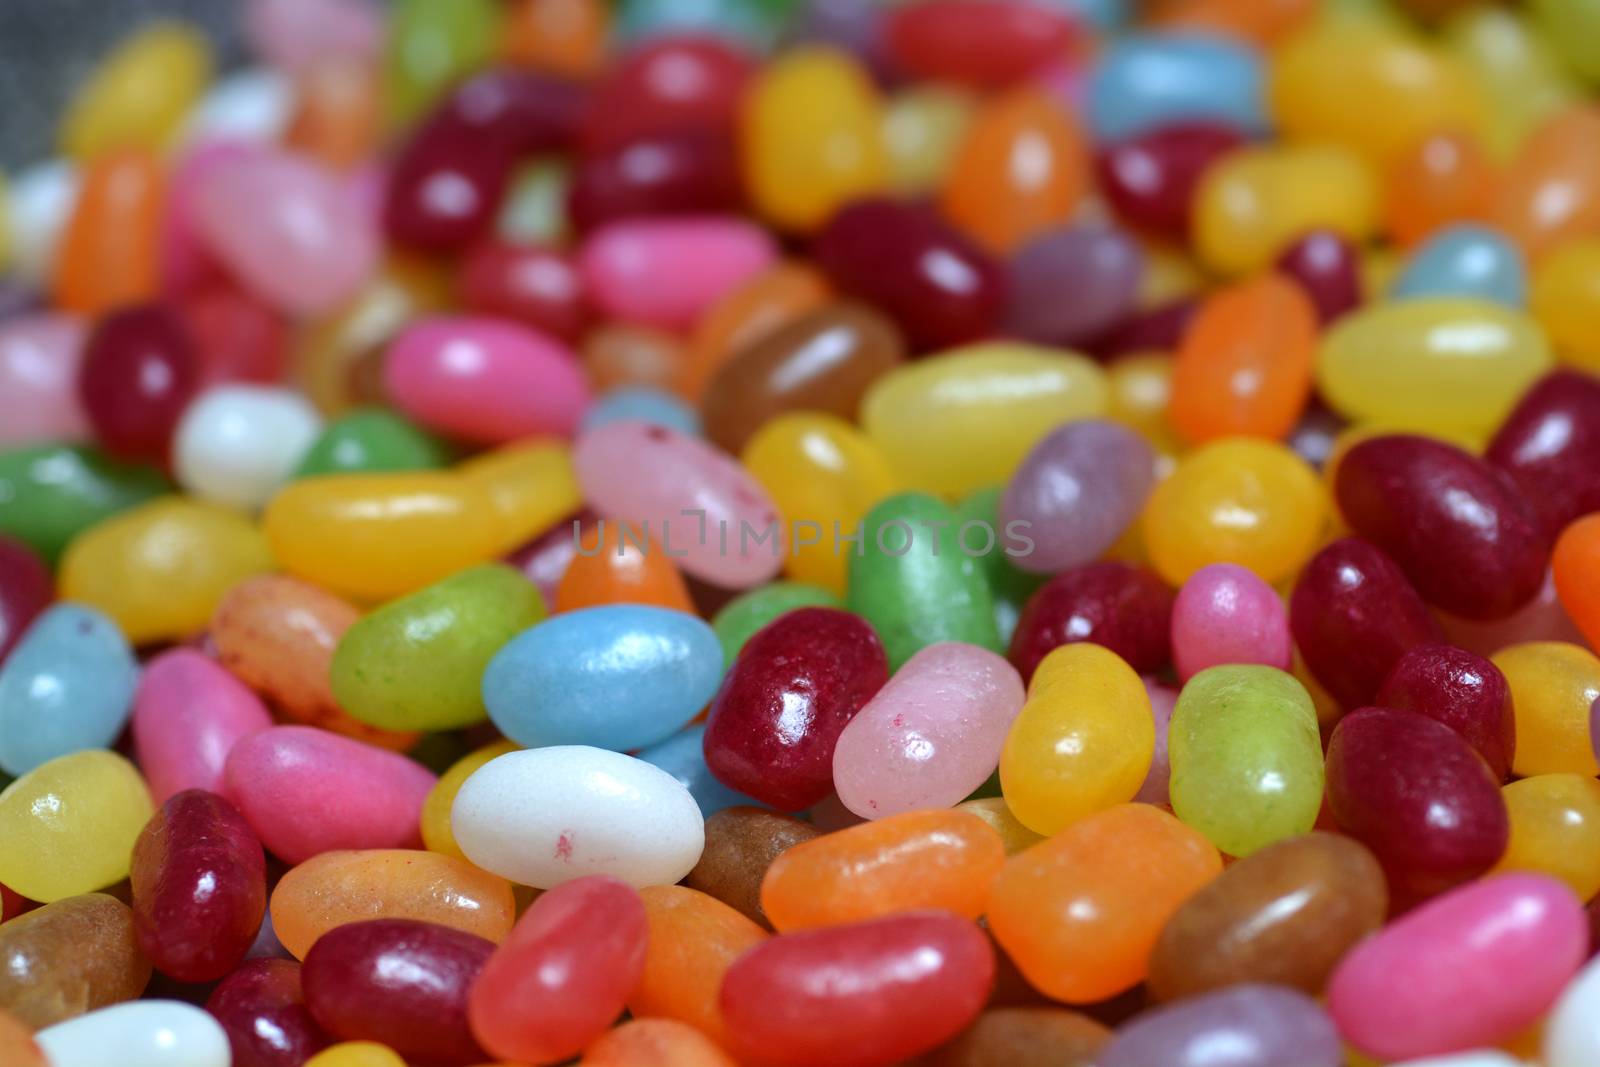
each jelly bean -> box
[813,199,1007,352]
[1326,706,1508,901]
[0,537,50,666]
[1100,984,1341,1067]
[721,911,993,1067]
[630,885,766,1045]
[59,497,272,644]
[682,262,832,399]
[383,120,511,255]
[1169,666,1323,856]
[420,740,518,860]
[469,876,647,1064]
[294,408,447,478]
[384,0,500,126]
[303,1043,404,1067]
[178,284,291,389]
[570,131,741,232]
[581,217,775,331]
[1000,420,1155,575]
[988,803,1221,1003]
[741,47,887,231]
[1193,143,1379,276]
[504,0,609,76]
[580,36,754,153]
[457,439,582,555]
[224,726,435,863]
[580,387,702,438]
[686,807,822,927]
[0,604,132,776]
[269,849,515,959]
[59,21,210,159]
[0,893,150,1029]
[0,314,88,446]
[36,1001,230,1067]
[704,303,904,455]
[0,750,153,902]
[53,150,164,316]
[1384,132,1496,249]
[1491,107,1600,260]
[885,0,1073,87]
[458,240,588,342]
[205,958,330,1067]
[1392,224,1528,307]
[1494,774,1600,900]
[129,790,266,983]
[882,86,976,196]
[1149,832,1387,1001]
[1487,371,1600,540]
[925,1006,1109,1067]
[710,581,842,667]
[1336,435,1547,619]
[1171,564,1292,681]
[955,485,1049,646]
[861,345,1108,496]
[833,643,1023,818]
[587,324,687,396]
[1094,123,1244,241]
[704,606,886,809]
[303,918,491,1064]
[639,723,760,816]
[173,386,322,510]
[1009,562,1174,682]
[185,69,296,147]
[1330,873,1584,1060]
[0,1010,46,1067]
[1142,438,1325,586]
[1134,679,1178,806]
[77,304,198,464]
[615,0,775,46]
[1274,228,1361,324]
[559,519,695,612]
[1005,225,1145,348]
[452,745,704,888]
[1548,951,1600,1067]
[1493,641,1600,777]
[1532,242,1600,370]
[581,1017,739,1067]
[1375,643,1516,780]
[1088,35,1267,143]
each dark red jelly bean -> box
[885,0,1077,89]
[1486,369,1600,540]
[1005,225,1145,348]
[459,241,589,343]
[1094,123,1244,240]
[1090,297,1198,358]
[384,118,515,253]
[721,911,995,1067]
[814,198,1006,351]
[205,958,331,1067]
[177,284,288,388]
[1326,706,1509,903]
[1335,434,1548,620]
[1376,643,1516,781]
[581,36,755,153]
[129,789,267,983]
[1289,537,1443,710]
[1009,562,1173,683]
[703,606,888,811]
[302,918,493,1065]
[78,304,199,462]
[441,68,588,156]
[1275,229,1362,324]
[569,130,742,231]
[0,536,51,666]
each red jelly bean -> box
[177,284,289,388]
[1327,706,1509,903]
[581,36,755,153]
[720,910,994,1067]
[1290,537,1443,710]
[77,304,199,463]
[442,68,588,156]
[1090,297,1198,359]
[468,875,647,1064]
[1009,562,1174,683]
[885,0,1076,89]
[1376,644,1516,781]
[569,130,743,232]
[459,241,590,343]
[703,606,888,812]
[0,536,51,666]
[302,918,493,1065]
[205,958,331,1067]
[1486,370,1600,541]
[1094,123,1244,240]
[384,117,515,253]
[814,198,1006,351]
[1336,434,1548,621]
[129,789,267,983]
[1275,229,1362,324]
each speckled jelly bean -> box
[0,893,150,1030]
[204,958,330,1067]
[0,750,153,902]
[1376,643,1516,781]
[1087,34,1266,142]
[1493,641,1600,778]
[172,385,322,510]
[686,807,821,927]
[1171,563,1292,681]
[1393,224,1528,307]
[1008,562,1174,682]
[36,1000,231,1067]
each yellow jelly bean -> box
[1140,247,1206,306]
[1493,642,1600,778]
[264,472,502,602]
[0,751,153,903]
[59,497,273,645]
[1494,773,1600,900]
[1193,143,1379,275]
[861,343,1109,498]
[742,413,897,595]
[59,22,212,160]
[456,440,581,555]
[1269,20,1485,167]
[305,1043,408,1067]
[421,739,519,861]
[1445,6,1579,158]
[1317,298,1553,437]
[1141,439,1325,587]
[741,47,889,231]
[955,797,1046,855]
[1531,239,1600,371]
[882,86,976,195]
[1000,643,1154,836]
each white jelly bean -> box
[8,159,78,284]
[1547,953,1600,1067]
[36,1001,231,1067]
[182,68,294,145]
[173,385,322,510]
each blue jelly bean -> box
[1086,34,1268,142]
[580,387,703,437]
[616,0,775,46]
[0,603,139,776]
[638,723,763,815]
[1391,224,1528,307]
[482,604,724,751]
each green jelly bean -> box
[294,408,449,478]
[847,492,1002,671]
[385,0,501,127]
[712,581,843,669]
[330,563,545,732]
[956,486,1047,646]
[0,445,169,565]
[1169,664,1325,858]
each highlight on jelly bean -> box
[1,0,1600,1064]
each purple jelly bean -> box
[1004,226,1145,347]
[1097,984,1343,1067]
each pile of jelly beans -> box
[7,0,1600,1064]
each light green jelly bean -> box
[385,0,500,127]
[294,408,449,478]
[712,581,843,669]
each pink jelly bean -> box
[132,649,274,805]
[245,0,383,72]
[1171,563,1293,681]
[195,151,378,316]
[163,141,257,296]
[1134,677,1178,806]
[572,420,785,588]
[383,315,591,444]
[578,216,777,330]
[1439,568,1586,658]
[832,642,1025,819]
[0,313,88,445]
[222,725,436,864]
[1328,872,1586,1061]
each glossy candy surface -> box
[0,893,151,1030]
[1097,984,1343,1067]
[1376,644,1516,781]
[1008,562,1173,682]
[1171,563,1292,681]
[204,958,329,1067]
[0,750,154,902]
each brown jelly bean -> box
[685,806,823,928]
[923,1006,1111,1067]
[0,893,151,1029]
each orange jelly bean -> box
[1168,274,1317,443]
[1493,106,1600,259]
[53,149,163,315]
[1553,514,1600,654]
[557,520,695,613]
[680,262,831,401]
[1384,131,1497,248]
[581,1018,738,1067]
[987,803,1222,1004]
[583,324,686,394]
[504,0,609,78]
[629,885,767,1047]
[759,809,1006,932]
[1151,0,1316,46]
[286,56,382,171]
